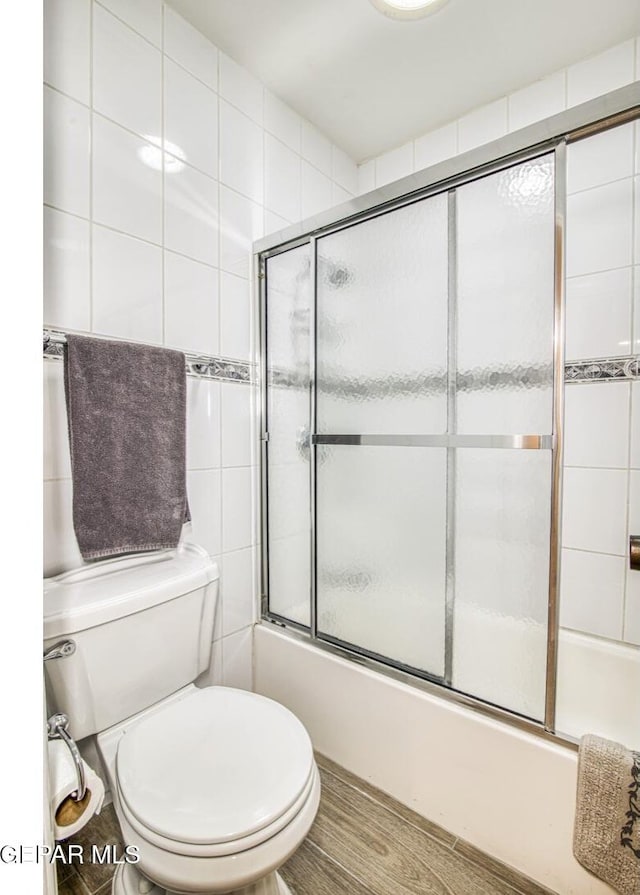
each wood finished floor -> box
[57,753,557,895]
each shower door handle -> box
[631,536,640,571]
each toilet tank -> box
[44,543,219,741]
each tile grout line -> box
[88,0,94,334]
[161,1,166,347]
[317,759,557,895]
[217,40,226,652]
[46,78,355,207]
[317,761,458,853]
[94,0,160,52]
[42,202,255,282]
[298,838,379,895]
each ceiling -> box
[167,0,640,162]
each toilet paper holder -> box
[47,713,86,802]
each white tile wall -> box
[222,467,253,553]
[561,117,639,652]
[375,142,414,187]
[164,58,218,179]
[219,186,263,280]
[332,146,358,194]
[457,98,508,154]
[301,121,333,177]
[625,471,640,643]
[220,271,251,361]
[565,267,632,360]
[97,0,162,47]
[357,159,375,195]
[560,548,625,639]
[631,382,640,468]
[44,86,90,218]
[414,122,458,170]
[92,4,161,139]
[634,266,640,354]
[263,209,290,237]
[507,72,566,132]
[43,206,91,331]
[44,0,91,105]
[221,382,253,468]
[219,52,263,124]
[92,224,163,342]
[264,90,301,152]
[164,250,219,354]
[92,114,162,243]
[219,100,264,205]
[163,5,217,89]
[43,363,73,481]
[357,35,640,195]
[186,468,223,556]
[221,626,253,689]
[563,382,630,468]
[567,121,634,193]
[566,40,636,107]
[186,378,221,471]
[332,182,352,206]
[43,0,356,690]
[566,178,633,277]
[301,161,333,219]
[265,134,301,222]
[221,547,256,636]
[561,467,628,557]
[164,161,219,266]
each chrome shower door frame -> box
[257,83,640,748]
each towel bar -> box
[43,328,254,384]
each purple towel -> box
[64,335,190,560]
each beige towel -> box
[574,734,640,895]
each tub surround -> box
[255,625,619,895]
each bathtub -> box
[254,620,639,895]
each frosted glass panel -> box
[452,449,551,720]
[316,195,448,434]
[317,446,447,676]
[456,156,555,435]
[266,246,311,626]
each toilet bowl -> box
[43,543,320,895]
[97,686,321,894]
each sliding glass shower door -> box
[264,151,557,722]
[315,196,449,678]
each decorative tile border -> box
[565,355,640,384]
[43,329,255,384]
[186,357,253,383]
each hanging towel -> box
[64,335,190,560]
[574,734,640,895]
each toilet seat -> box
[115,687,315,858]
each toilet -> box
[43,543,320,895]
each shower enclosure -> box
[256,85,640,739]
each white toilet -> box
[44,543,320,895]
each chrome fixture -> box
[631,537,640,572]
[47,713,86,802]
[43,329,254,384]
[256,82,640,750]
[43,639,76,661]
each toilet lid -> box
[116,688,314,847]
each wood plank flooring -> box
[57,753,557,895]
